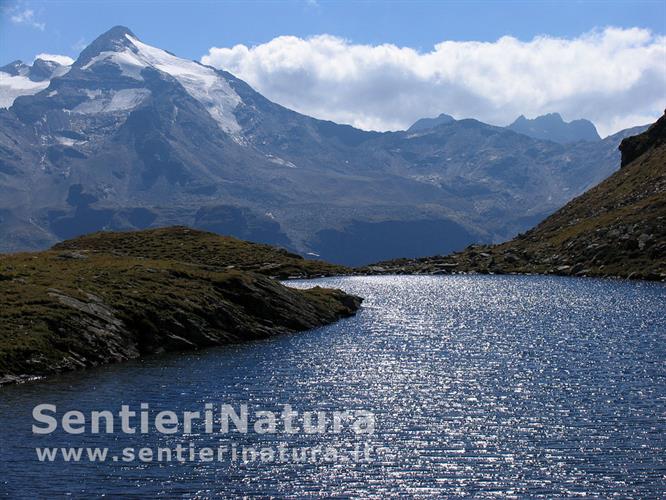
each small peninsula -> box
[0,227,361,385]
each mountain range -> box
[409,112,602,145]
[0,26,649,265]
[368,111,665,280]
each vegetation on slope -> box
[53,226,351,279]
[365,112,666,281]
[0,229,361,384]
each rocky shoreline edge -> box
[0,228,361,386]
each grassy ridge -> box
[0,230,361,384]
[53,226,350,279]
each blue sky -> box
[1,0,665,135]
[1,0,665,64]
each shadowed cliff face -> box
[366,112,666,281]
[619,110,666,167]
[0,227,361,384]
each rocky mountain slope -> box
[0,26,647,265]
[507,113,601,143]
[367,112,666,280]
[0,228,361,384]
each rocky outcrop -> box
[507,113,601,144]
[619,110,666,167]
[407,113,456,132]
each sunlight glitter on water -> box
[1,275,664,497]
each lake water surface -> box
[1,275,665,497]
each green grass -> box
[52,226,350,279]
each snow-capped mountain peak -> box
[76,26,242,134]
[73,25,137,68]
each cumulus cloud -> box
[34,53,74,66]
[202,27,666,137]
[10,8,45,31]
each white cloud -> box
[202,27,666,137]
[10,8,45,31]
[34,53,74,66]
[72,37,88,52]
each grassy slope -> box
[53,226,350,279]
[366,113,666,280]
[0,230,361,383]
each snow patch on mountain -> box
[73,88,151,114]
[81,48,146,80]
[55,136,80,146]
[0,72,49,108]
[82,89,103,99]
[0,56,71,108]
[266,154,297,168]
[1,61,30,77]
[127,35,242,134]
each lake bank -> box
[0,228,361,385]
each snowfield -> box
[81,34,242,134]
[73,88,151,114]
[0,73,50,108]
